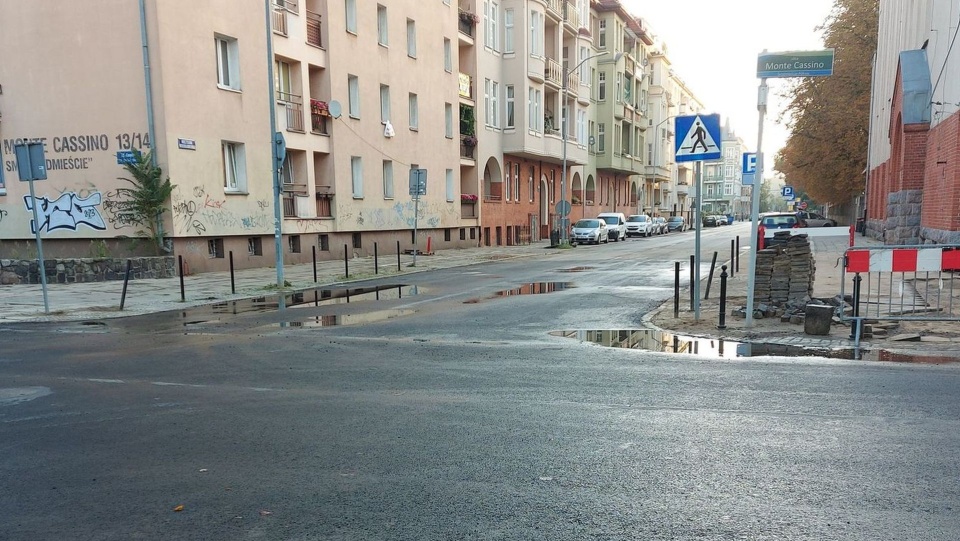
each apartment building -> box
[865,0,960,244]
[701,120,748,219]
[0,0,470,273]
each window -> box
[408,93,419,130]
[485,1,499,51]
[352,232,362,249]
[504,9,514,53]
[380,84,390,123]
[377,5,388,46]
[505,85,515,128]
[215,35,240,90]
[598,72,606,101]
[490,81,499,128]
[724,183,733,196]
[529,166,534,202]
[446,169,454,202]
[319,234,330,251]
[579,46,589,81]
[274,59,292,97]
[280,155,294,185]
[208,238,225,258]
[527,87,542,132]
[598,19,606,49]
[513,163,520,201]
[222,142,246,192]
[406,19,417,58]
[345,0,357,33]
[597,124,605,153]
[443,38,452,72]
[445,103,453,138]
[348,75,360,118]
[484,79,491,126]
[725,165,734,178]
[529,10,542,57]
[615,73,622,102]
[577,110,586,145]
[505,162,512,202]
[351,156,363,198]
[288,235,301,253]
[247,237,262,256]
[445,229,451,242]
[383,160,394,198]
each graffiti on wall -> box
[22,192,106,233]
[171,185,270,236]
[338,200,458,231]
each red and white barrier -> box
[846,247,960,273]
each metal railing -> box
[271,8,287,36]
[311,113,329,135]
[273,0,298,14]
[277,91,305,132]
[564,2,580,28]
[545,58,562,86]
[306,10,323,48]
[545,0,562,18]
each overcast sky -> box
[624,0,836,173]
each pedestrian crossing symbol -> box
[674,114,722,162]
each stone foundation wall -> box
[0,257,176,285]
[884,190,923,244]
[753,233,815,305]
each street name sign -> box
[757,50,835,78]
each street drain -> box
[551,329,960,363]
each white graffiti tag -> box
[23,192,107,233]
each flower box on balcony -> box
[461,194,479,203]
[459,11,480,26]
[310,99,330,116]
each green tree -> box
[775,0,878,205]
[116,150,175,254]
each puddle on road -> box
[552,329,960,363]
[559,266,595,273]
[464,282,574,303]
[282,309,416,328]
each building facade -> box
[865,0,960,244]
[0,0,720,276]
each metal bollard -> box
[704,251,718,299]
[312,246,318,283]
[717,265,728,329]
[229,251,235,294]
[730,239,736,278]
[397,240,401,271]
[674,261,680,318]
[178,255,185,302]
[850,273,862,340]
[689,255,695,310]
[735,236,740,273]
[374,242,379,274]
[344,244,349,278]
[119,259,133,310]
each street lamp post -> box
[649,115,674,214]
[560,50,613,245]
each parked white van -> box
[597,212,627,242]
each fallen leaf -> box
[173,505,184,512]
[259,510,273,516]
[198,469,208,473]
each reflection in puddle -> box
[284,309,416,327]
[464,282,573,303]
[552,329,960,364]
[559,267,594,273]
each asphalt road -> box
[3,227,960,540]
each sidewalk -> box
[0,242,553,324]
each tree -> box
[775,0,878,205]
[116,150,175,254]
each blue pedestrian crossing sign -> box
[675,114,721,162]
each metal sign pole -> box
[693,160,702,320]
[27,178,50,313]
[746,78,768,326]
[413,194,419,267]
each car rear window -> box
[763,215,797,227]
[575,219,600,228]
[627,216,647,222]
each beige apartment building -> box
[0,0,714,276]
[0,0,470,273]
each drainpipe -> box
[862,51,877,237]
[138,0,166,250]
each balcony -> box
[545,58,562,88]
[563,1,580,29]
[310,99,330,135]
[315,194,333,218]
[273,0,299,13]
[271,8,288,36]
[458,72,473,100]
[306,10,323,48]
[458,11,477,38]
[565,71,579,93]
[460,135,477,161]
[277,91,305,132]
[545,0,562,19]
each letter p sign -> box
[742,152,757,175]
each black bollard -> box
[344,244,349,278]
[717,265,728,329]
[178,255,185,302]
[735,236,740,273]
[229,251,235,294]
[120,259,133,310]
[689,255,695,310]
[397,240,401,271]
[674,261,680,318]
[312,245,318,283]
[730,239,735,278]
[704,251,718,299]
[850,273,862,340]
[374,242,379,275]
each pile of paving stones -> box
[753,232,815,305]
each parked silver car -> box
[571,219,609,245]
[625,214,653,237]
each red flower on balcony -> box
[461,194,479,203]
[459,10,480,25]
[310,99,330,116]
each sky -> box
[623,0,836,174]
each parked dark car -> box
[667,216,687,232]
[796,211,836,227]
[761,212,806,229]
[702,215,718,227]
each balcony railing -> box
[460,136,477,160]
[458,11,476,37]
[273,0,298,14]
[461,202,478,218]
[545,0,562,18]
[311,114,329,135]
[545,58,562,87]
[277,91,305,132]
[271,8,287,36]
[564,2,580,28]
[565,70,579,90]
[306,10,323,48]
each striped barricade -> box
[841,246,960,335]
